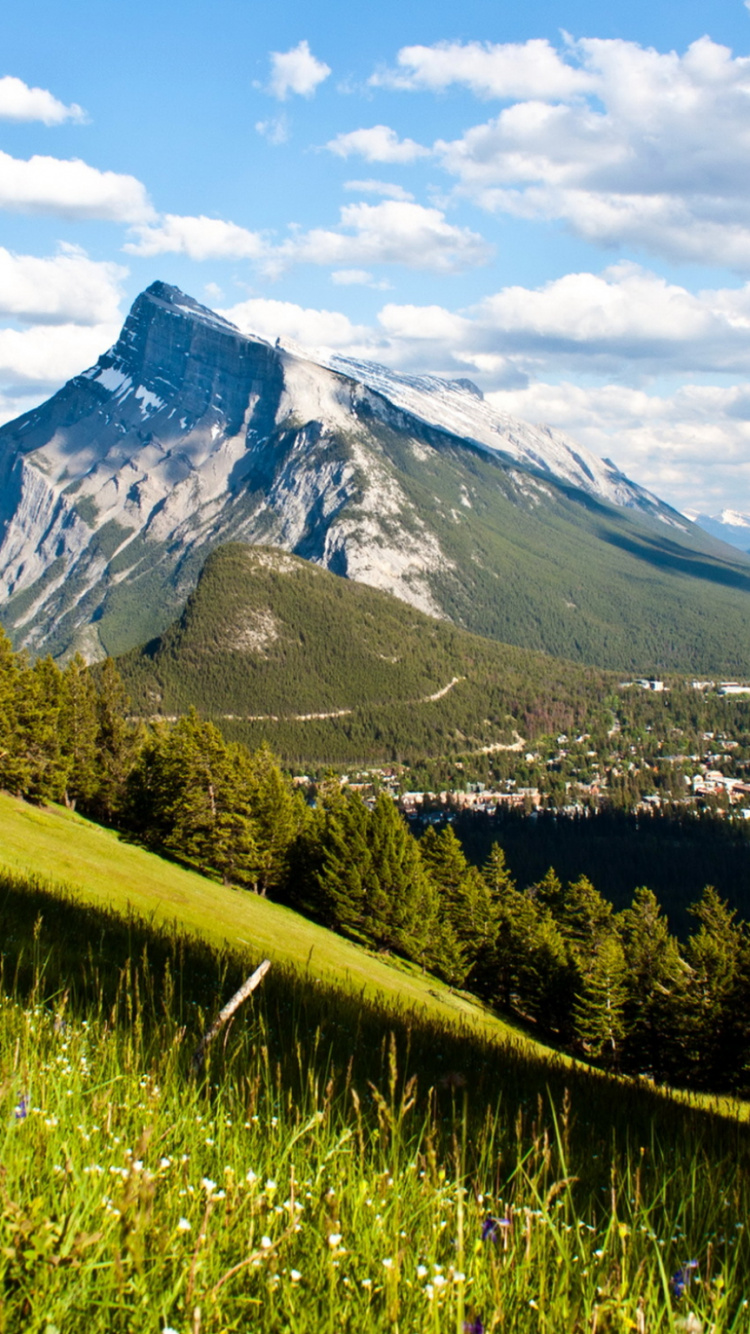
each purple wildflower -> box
[482,1214,511,1242]
[463,1320,484,1334]
[14,1094,28,1121]
[670,1260,699,1299]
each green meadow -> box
[2,793,750,1332]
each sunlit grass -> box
[2,907,750,1332]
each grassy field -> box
[0,791,522,1040]
[2,892,750,1332]
[3,792,750,1329]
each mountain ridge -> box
[2,281,750,672]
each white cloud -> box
[380,35,750,270]
[255,115,290,145]
[330,268,392,290]
[0,245,126,325]
[372,37,593,100]
[268,41,331,100]
[0,75,85,125]
[219,297,369,350]
[0,321,120,386]
[0,150,153,222]
[123,200,488,274]
[326,125,428,163]
[484,379,750,514]
[344,179,414,201]
[125,214,265,260]
[218,276,750,511]
[272,200,491,274]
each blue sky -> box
[3,0,750,515]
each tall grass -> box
[1,875,749,1331]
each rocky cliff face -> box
[0,282,738,666]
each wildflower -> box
[246,1169,257,1184]
[328,1233,343,1248]
[201,1177,217,1194]
[14,1094,28,1121]
[464,1321,484,1334]
[260,1235,272,1250]
[417,1264,428,1278]
[671,1261,699,1300]
[290,1269,302,1282]
[382,1257,393,1269]
[176,1218,191,1232]
[482,1214,511,1242]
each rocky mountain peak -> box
[0,282,737,670]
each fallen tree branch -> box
[192,959,271,1072]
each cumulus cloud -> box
[271,200,491,274]
[124,201,486,274]
[344,179,414,201]
[0,321,120,387]
[377,34,750,269]
[0,245,126,325]
[219,296,369,351]
[217,271,750,510]
[268,41,331,100]
[0,150,153,222]
[484,380,750,514]
[125,214,265,260]
[371,37,593,100]
[0,75,85,125]
[326,125,429,163]
[330,269,391,290]
[220,262,750,384]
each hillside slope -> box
[116,543,611,764]
[2,282,750,672]
[0,791,518,1037]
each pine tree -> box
[572,933,629,1065]
[59,655,100,810]
[674,886,748,1089]
[616,887,684,1078]
[420,824,499,968]
[92,658,138,823]
[243,742,306,896]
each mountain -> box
[116,542,612,765]
[690,509,750,553]
[2,280,750,673]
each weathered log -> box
[192,959,271,1071]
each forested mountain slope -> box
[117,543,612,764]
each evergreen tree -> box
[572,933,629,1065]
[420,824,499,967]
[674,886,748,1089]
[616,887,684,1078]
[493,885,568,1027]
[91,658,138,823]
[126,711,260,887]
[59,655,100,810]
[244,742,306,896]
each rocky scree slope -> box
[1,282,750,672]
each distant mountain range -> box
[2,281,750,674]
[690,509,750,553]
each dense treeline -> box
[2,629,750,1093]
[452,806,750,937]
